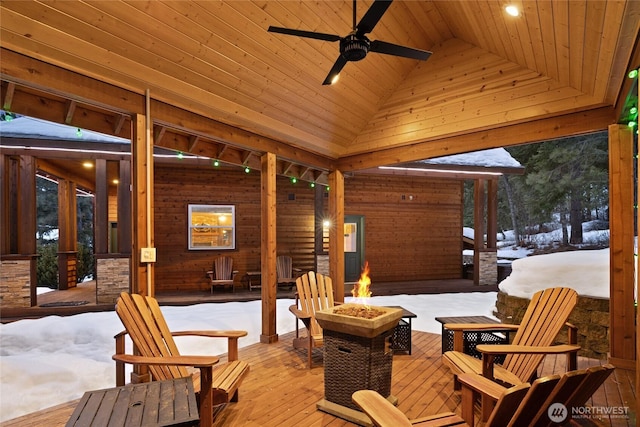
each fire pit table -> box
[315,303,403,426]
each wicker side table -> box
[387,306,417,354]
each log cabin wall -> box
[153,164,464,292]
[344,174,464,282]
[154,164,261,292]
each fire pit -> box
[316,303,403,426]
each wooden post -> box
[131,113,154,296]
[94,159,109,254]
[486,178,498,249]
[473,179,486,285]
[260,152,278,343]
[57,178,77,289]
[328,170,345,302]
[117,159,132,255]
[18,155,37,257]
[608,123,635,369]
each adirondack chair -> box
[277,255,302,289]
[289,271,339,368]
[352,364,614,427]
[442,287,580,391]
[112,292,250,427]
[207,255,238,293]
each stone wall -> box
[96,257,130,305]
[0,259,32,307]
[494,291,609,359]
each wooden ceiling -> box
[1,1,639,179]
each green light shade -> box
[326,186,330,191]
[629,69,639,79]
[76,128,83,137]
[177,151,184,159]
[213,159,220,167]
[291,177,298,184]
[628,121,637,128]
[310,182,315,188]
[244,166,250,173]
[630,107,638,115]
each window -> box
[188,204,235,250]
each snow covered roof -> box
[0,115,128,143]
[420,148,522,168]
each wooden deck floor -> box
[1,330,635,427]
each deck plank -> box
[1,330,634,427]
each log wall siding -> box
[153,165,463,292]
[344,175,463,282]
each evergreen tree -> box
[504,131,608,247]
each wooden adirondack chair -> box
[442,287,580,390]
[113,292,250,427]
[289,271,339,368]
[277,255,301,289]
[207,255,238,293]
[352,364,614,427]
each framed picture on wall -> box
[188,204,236,250]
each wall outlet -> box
[141,247,156,263]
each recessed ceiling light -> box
[82,161,93,168]
[505,5,520,17]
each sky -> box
[0,245,611,422]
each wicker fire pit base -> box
[317,328,398,426]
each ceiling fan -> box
[268,0,432,85]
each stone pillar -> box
[478,250,497,285]
[0,257,32,307]
[95,256,131,304]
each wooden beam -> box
[337,107,616,171]
[64,100,76,125]
[94,159,108,254]
[113,113,127,135]
[608,123,636,369]
[188,135,200,152]
[328,170,345,302]
[260,152,278,343]
[2,81,15,110]
[154,125,166,145]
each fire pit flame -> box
[351,261,372,303]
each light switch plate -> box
[141,247,156,263]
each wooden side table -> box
[435,315,512,363]
[245,271,261,291]
[66,377,199,427]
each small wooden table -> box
[435,315,512,361]
[66,377,199,427]
[245,271,261,291]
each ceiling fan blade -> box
[370,40,432,61]
[356,0,393,37]
[322,56,349,85]
[268,26,341,42]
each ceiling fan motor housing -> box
[341,34,370,61]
